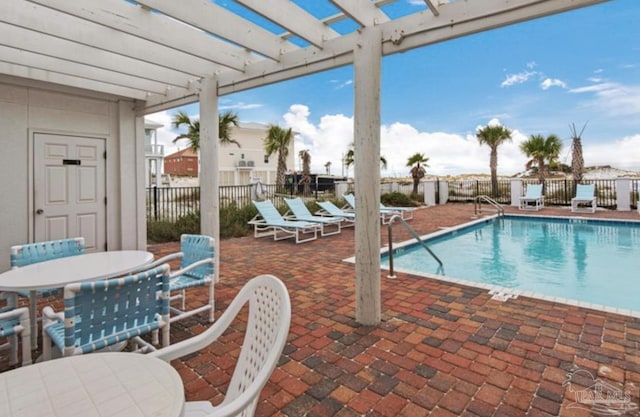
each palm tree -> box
[406,153,429,198]
[264,125,294,188]
[172,110,241,151]
[476,124,512,198]
[570,122,587,188]
[344,143,387,171]
[324,161,331,175]
[520,133,563,192]
[299,149,311,195]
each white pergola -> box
[1,0,611,324]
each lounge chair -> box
[571,184,597,213]
[342,193,410,224]
[519,184,544,211]
[315,201,356,228]
[250,200,321,243]
[284,197,342,236]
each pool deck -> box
[6,203,640,416]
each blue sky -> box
[151,0,640,177]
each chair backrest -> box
[575,184,594,198]
[151,274,291,417]
[180,234,215,280]
[317,201,346,216]
[63,264,170,355]
[253,200,285,222]
[284,197,312,218]
[524,184,542,198]
[10,237,85,269]
[343,193,356,208]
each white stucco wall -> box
[0,77,145,272]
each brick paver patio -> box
[149,203,640,417]
[3,203,639,416]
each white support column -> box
[353,27,382,325]
[199,77,220,280]
[511,179,523,207]
[616,178,631,211]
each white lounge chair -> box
[284,197,342,236]
[250,200,320,243]
[519,184,544,211]
[571,184,597,213]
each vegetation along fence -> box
[148,178,639,223]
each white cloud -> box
[583,134,640,171]
[570,81,640,116]
[219,102,263,110]
[540,78,567,90]
[282,105,531,177]
[501,70,536,87]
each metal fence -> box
[148,178,639,222]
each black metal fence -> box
[147,178,639,222]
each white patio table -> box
[0,250,154,349]
[0,352,184,417]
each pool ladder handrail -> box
[386,214,444,279]
[474,195,504,216]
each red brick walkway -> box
[148,203,640,417]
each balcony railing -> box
[145,144,164,157]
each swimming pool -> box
[380,215,640,315]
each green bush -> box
[381,191,419,207]
[220,203,257,238]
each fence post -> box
[153,186,159,221]
[616,178,631,211]
[423,181,436,206]
[510,179,522,207]
[438,180,449,204]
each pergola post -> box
[354,27,382,325]
[199,76,220,280]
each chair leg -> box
[207,283,215,323]
[8,335,18,366]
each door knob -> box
[36,209,44,215]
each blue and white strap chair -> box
[143,234,215,324]
[41,264,171,360]
[9,237,85,348]
[0,300,31,367]
[250,200,320,243]
[151,274,291,417]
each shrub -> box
[381,191,418,207]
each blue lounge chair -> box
[571,184,597,213]
[342,193,412,224]
[250,200,320,243]
[519,184,544,211]
[315,201,356,228]
[284,197,342,236]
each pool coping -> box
[343,213,640,319]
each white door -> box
[33,134,106,252]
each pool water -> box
[381,215,640,313]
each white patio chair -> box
[0,300,31,367]
[150,274,291,417]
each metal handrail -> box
[386,214,443,278]
[474,195,504,216]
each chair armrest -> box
[42,306,63,327]
[170,257,214,280]
[131,252,184,274]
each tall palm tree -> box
[344,143,387,171]
[324,161,331,175]
[406,153,429,198]
[520,133,563,192]
[299,149,312,195]
[264,125,294,188]
[476,124,512,198]
[570,122,587,188]
[172,110,241,151]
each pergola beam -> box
[330,0,390,27]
